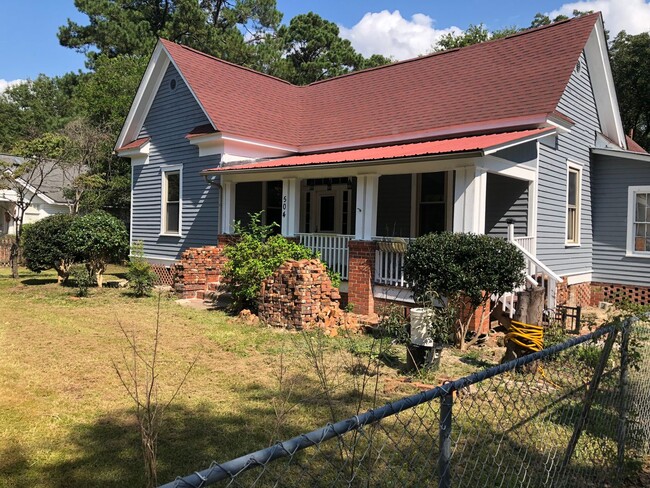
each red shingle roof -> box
[116,137,150,152]
[207,128,555,172]
[626,135,648,154]
[161,13,599,150]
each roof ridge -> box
[160,39,297,87]
[306,12,600,87]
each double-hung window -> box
[627,186,650,256]
[566,164,581,245]
[162,168,181,235]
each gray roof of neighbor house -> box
[0,154,80,205]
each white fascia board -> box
[14,178,56,205]
[545,117,573,134]
[188,132,297,158]
[115,43,170,150]
[584,18,626,147]
[482,128,557,156]
[116,142,150,159]
[592,148,650,162]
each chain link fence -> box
[161,318,650,488]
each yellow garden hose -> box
[506,320,544,352]
[505,320,559,387]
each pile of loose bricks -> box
[174,246,229,299]
[258,259,362,334]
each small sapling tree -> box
[21,214,78,284]
[404,232,525,350]
[68,210,129,287]
[127,241,157,297]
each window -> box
[418,172,447,236]
[566,164,581,245]
[162,169,181,235]
[627,186,650,256]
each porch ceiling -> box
[204,128,555,174]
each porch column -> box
[281,178,300,237]
[453,166,487,234]
[220,180,236,234]
[354,174,379,240]
[527,180,538,255]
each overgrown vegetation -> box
[22,214,78,283]
[404,232,525,350]
[223,212,315,311]
[70,263,94,297]
[68,210,130,287]
[18,211,129,291]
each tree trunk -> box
[10,241,19,279]
[502,287,545,367]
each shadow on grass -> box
[459,354,494,369]
[20,277,59,286]
[10,402,299,488]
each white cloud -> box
[0,79,26,94]
[339,10,462,61]
[548,0,650,35]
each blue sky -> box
[1,0,649,87]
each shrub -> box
[127,241,157,297]
[68,210,129,287]
[22,214,78,284]
[71,264,94,297]
[404,232,526,350]
[223,212,315,311]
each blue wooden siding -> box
[592,155,650,286]
[132,64,220,261]
[376,174,411,237]
[536,53,598,276]
[485,173,528,238]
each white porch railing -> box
[374,238,415,288]
[507,224,561,310]
[513,235,535,256]
[297,233,353,280]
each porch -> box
[216,151,554,314]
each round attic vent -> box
[170,78,177,90]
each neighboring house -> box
[116,13,650,315]
[0,154,71,235]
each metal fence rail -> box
[161,319,650,488]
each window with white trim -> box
[162,169,181,235]
[628,186,650,256]
[566,164,581,245]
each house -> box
[0,154,71,236]
[115,12,650,315]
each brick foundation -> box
[590,282,650,306]
[555,278,592,308]
[347,240,377,315]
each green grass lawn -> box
[3,267,634,487]
[1,266,451,487]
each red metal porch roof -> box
[206,128,555,173]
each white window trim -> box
[626,185,650,258]
[565,162,582,246]
[160,164,183,237]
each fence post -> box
[439,389,453,488]
[617,319,631,474]
[560,327,619,473]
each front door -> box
[317,192,337,233]
[302,179,354,234]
